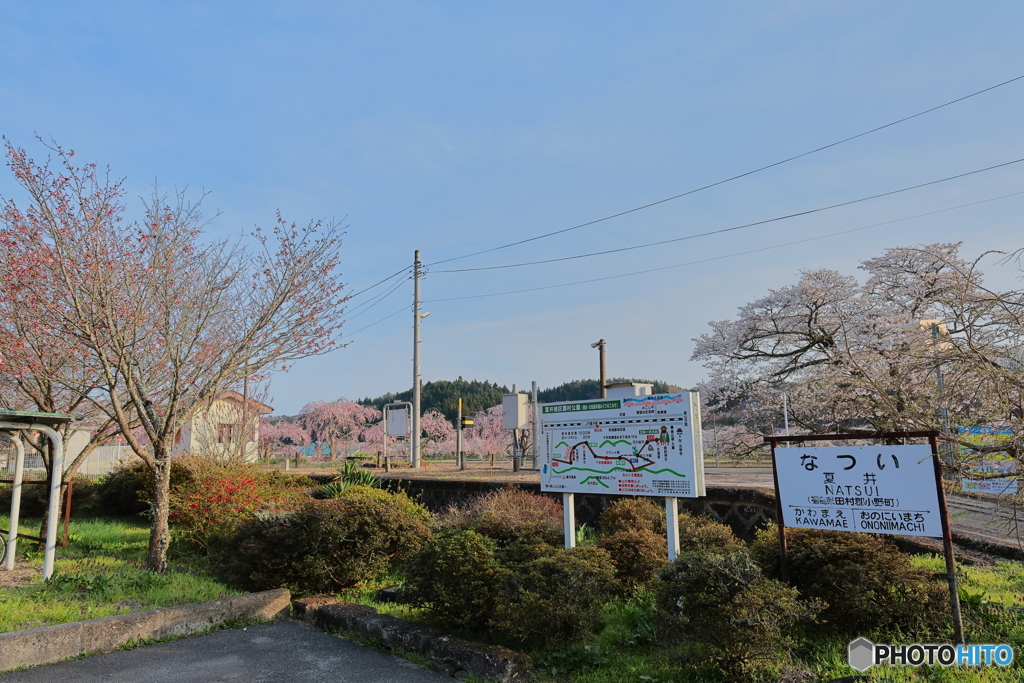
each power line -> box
[430,156,1024,273]
[345,265,410,302]
[343,303,410,338]
[425,73,1024,268]
[422,189,1024,303]
[344,273,408,321]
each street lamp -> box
[591,339,607,399]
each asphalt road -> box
[0,620,452,683]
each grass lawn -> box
[0,515,239,633]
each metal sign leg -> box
[563,493,575,549]
[666,497,680,561]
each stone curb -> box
[0,587,290,673]
[293,596,533,682]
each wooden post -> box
[768,439,789,583]
[930,432,965,644]
[60,480,73,548]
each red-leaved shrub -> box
[169,463,280,548]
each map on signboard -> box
[539,392,705,498]
[959,426,1016,495]
[774,444,941,538]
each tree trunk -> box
[147,456,172,573]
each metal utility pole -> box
[591,339,607,398]
[412,250,422,468]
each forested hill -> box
[358,378,508,423]
[357,377,681,423]
[536,378,682,404]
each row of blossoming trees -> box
[261,401,517,462]
[0,138,348,572]
[694,242,1024,464]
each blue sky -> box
[2,2,1023,414]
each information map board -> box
[539,392,705,497]
[775,444,942,538]
[959,426,1016,495]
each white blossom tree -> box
[693,242,1024,458]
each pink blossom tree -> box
[260,419,310,461]
[298,399,380,462]
[464,405,509,460]
[0,139,348,572]
[420,409,456,457]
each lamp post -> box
[591,339,607,399]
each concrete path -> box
[0,619,452,683]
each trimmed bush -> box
[401,529,505,629]
[598,528,666,595]
[750,525,948,636]
[490,544,616,644]
[598,498,665,536]
[596,502,739,595]
[0,473,101,517]
[211,486,431,595]
[656,548,819,678]
[676,511,744,554]
[440,485,563,546]
[403,532,617,644]
[91,458,194,516]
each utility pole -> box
[412,250,422,469]
[456,398,463,470]
[531,380,539,469]
[511,383,520,472]
[591,339,607,398]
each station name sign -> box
[774,444,941,538]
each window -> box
[217,423,237,444]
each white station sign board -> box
[386,406,410,437]
[775,444,941,538]
[540,392,705,497]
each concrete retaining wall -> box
[0,588,291,673]
[294,596,532,683]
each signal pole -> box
[412,250,422,468]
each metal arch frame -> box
[2,421,67,580]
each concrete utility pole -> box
[591,339,607,398]
[412,250,422,468]
[531,380,539,469]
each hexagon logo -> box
[848,637,875,672]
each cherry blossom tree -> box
[259,419,310,461]
[420,409,455,457]
[298,399,380,462]
[693,242,1024,459]
[0,139,348,572]
[464,405,508,460]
